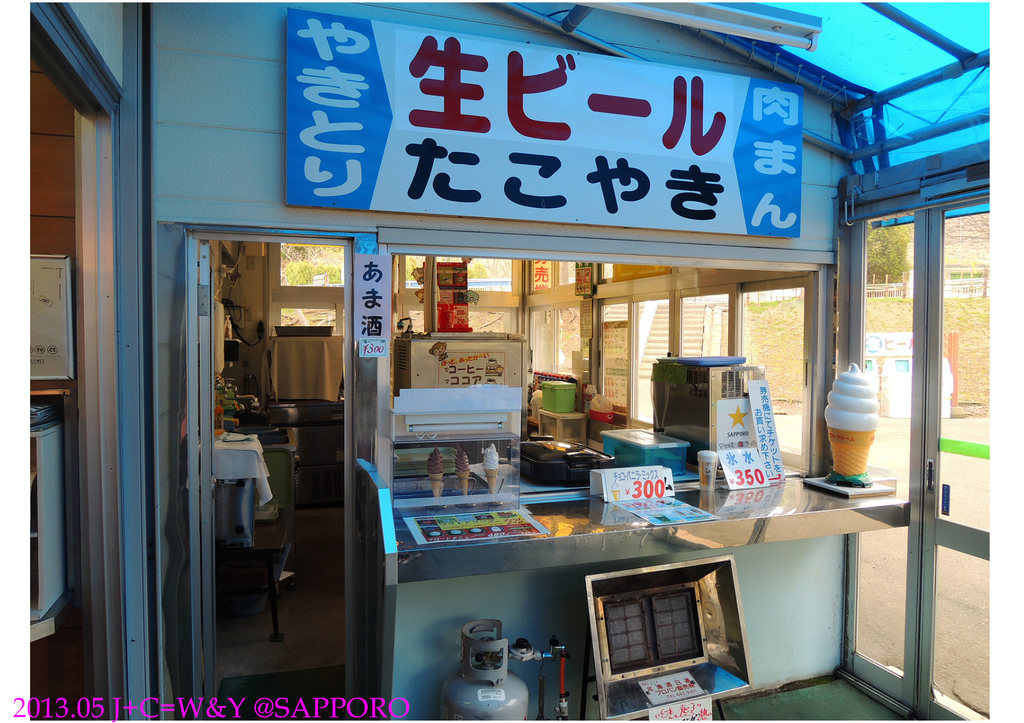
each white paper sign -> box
[640,672,705,705]
[353,249,392,354]
[649,696,713,720]
[594,466,675,503]
[359,337,389,357]
[747,380,785,483]
[719,446,771,490]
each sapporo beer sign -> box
[286,8,803,237]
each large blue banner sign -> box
[286,8,803,237]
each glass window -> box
[741,286,806,458]
[395,256,519,334]
[279,307,338,328]
[279,243,344,287]
[557,306,581,376]
[855,220,915,678]
[270,243,345,332]
[634,299,670,425]
[680,295,729,356]
[531,304,582,376]
[601,302,630,414]
[531,307,557,373]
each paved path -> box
[773,414,990,715]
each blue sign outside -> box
[286,8,392,209]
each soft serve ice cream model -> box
[427,447,445,498]
[824,363,880,486]
[483,443,501,494]
[455,444,472,496]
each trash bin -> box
[941,358,954,419]
[880,356,953,418]
[862,358,881,394]
[880,357,912,418]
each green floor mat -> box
[216,665,346,718]
[720,678,903,720]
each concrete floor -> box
[214,505,346,690]
[717,677,904,720]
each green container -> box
[541,381,576,413]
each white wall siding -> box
[69,3,124,85]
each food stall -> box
[31,0,987,718]
[273,4,922,718]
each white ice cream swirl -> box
[482,444,499,471]
[824,363,880,432]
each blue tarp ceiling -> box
[520,2,990,175]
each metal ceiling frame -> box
[501,2,989,174]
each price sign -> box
[354,244,392,354]
[596,466,675,503]
[359,337,388,357]
[718,447,771,491]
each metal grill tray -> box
[520,441,615,485]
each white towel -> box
[213,437,274,505]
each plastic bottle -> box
[214,404,224,436]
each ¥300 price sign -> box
[599,465,675,503]
[718,448,770,491]
[359,338,388,357]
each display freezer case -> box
[392,386,522,515]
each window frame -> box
[268,242,347,333]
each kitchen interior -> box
[210,238,808,691]
[211,240,346,689]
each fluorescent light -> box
[578,2,822,50]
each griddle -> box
[520,441,615,485]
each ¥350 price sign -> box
[599,465,675,503]
[718,448,770,491]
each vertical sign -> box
[30,256,75,380]
[436,260,471,332]
[575,263,594,297]
[533,260,552,291]
[354,238,391,357]
[715,399,770,490]
[603,320,629,411]
[286,10,391,208]
[747,379,785,483]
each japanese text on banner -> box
[286,8,803,236]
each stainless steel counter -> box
[390,480,909,583]
[351,461,911,713]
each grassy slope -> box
[744,297,990,416]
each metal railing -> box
[865,276,989,300]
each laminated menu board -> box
[31,255,74,380]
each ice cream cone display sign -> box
[427,447,445,498]
[483,443,501,494]
[455,444,471,496]
[824,363,880,487]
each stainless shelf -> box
[388,480,909,583]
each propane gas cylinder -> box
[440,620,529,720]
